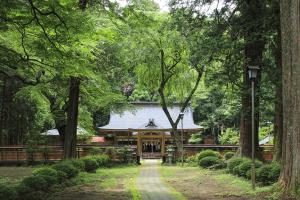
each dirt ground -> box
[159,165,271,200]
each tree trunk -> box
[237,0,265,159]
[0,77,6,145]
[279,0,300,193]
[64,77,80,159]
[272,0,283,162]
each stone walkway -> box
[136,160,177,200]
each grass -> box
[74,164,141,198]
[0,166,34,186]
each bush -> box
[219,128,239,145]
[32,167,58,186]
[227,157,247,173]
[88,147,103,155]
[257,163,280,185]
[237,159,262,177]
[52,162,79,179]
[20,175,48,191]
[81,157,98,172]
[197,150,220,161]
[198,156,220,168]
[16,184,46,200]
[105,147,117,159]
[224,152,235,160]
[0,183,17,200]
[69,159,85,171]
[117,147,132,163]
[210,159,227,169]
[91,154,111,167]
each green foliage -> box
[198,156,220,168]
[20,176,48,192]
[52,162,79,179]
[210,159,227,169]
[90,154,111,167]
[88,147,103,155]
[69,159,86,172]
[32,167,58,186]
[196,150,220,161]
[0,183,17,200]
[81,157,98,172]
[188,133,203,144]
[259,124,274,142]
[224,152,235,160]
[117,146,133,163]
[219,128,239,145]
[105,147,117,159]
[237,159,262,177]
[227,157,248,173]
[257,163,281,185]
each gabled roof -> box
[99,102,202,132]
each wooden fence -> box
[0,144,274,164]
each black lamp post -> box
[248,65,259,190]
[179,112,184,167]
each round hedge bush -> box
[198,156,220,168]
[197,150,221,161]
[52,162,79,179]
[224,152,235,160]
[210,159,227,169]
[69,159,85,171]
[0,183,17,200]
[237,159,262,177]
[257,163,280,185]
[91,154,111,167]
[16,184,46,200]
[227,157,247,173]
[81,157,98,172]
[20,175,48,191]
[32,167,58,186]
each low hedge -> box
[81,157,98,172]
[20,175,48,192]
[0,183,17,200]
[32,167,58,186]
[69,159,85,171]
[257,162,280,185]
[198,156,220,168]
[237,159,262,177]
[52,161,79,179]
[91,154,111,167]
[224,152,235,160]
[227,157,248,173]
[197,150,221,161]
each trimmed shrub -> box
[210,159,227,169]
[227,157,247,173]
[232,165,240,175]
[20,175,48,191]
[32,167,58,186]
[16,184,46,200]
[52,162,79,179]
[224,152,235,160]
[0,183,17,200]
[81,157,98,172]
[69,159,85,171]
[91,154,111,167]
[237,159,262,177]
[257,163,280,185]
[198,156,220,168]
[197,150,221,161]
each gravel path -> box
[136,160,177,200]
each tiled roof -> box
[98,102,202,132]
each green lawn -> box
[160,165,274,200]
[0,166,34,186]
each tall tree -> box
[279,0,300,194]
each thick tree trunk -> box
[279,0,300,193]
[64,77,80,159]
[237,0,265,159]
[273,0,283,162]
[0,77,6,145]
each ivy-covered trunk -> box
[64,77,80,159]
